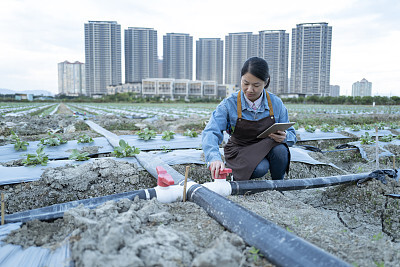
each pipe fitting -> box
[203,168,232,196]
[154,166,184,203]
[203,179,232,196]
[154,184,184,203]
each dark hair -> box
[240,57,270,88]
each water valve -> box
[156,166,174,187]
[211,168,232,180]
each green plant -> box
[374,261,384,267]
[137,128,156,141]
[183,129,199,137]
[374,122,385,130]
[372,232,383,241]
[388,122,400,129]
[351,124,361,131]
[69,149,90,161]
[356,166,364,173]
[380,134,393,142]
[248,246,263,263]
[39,131,67,146]
[161,131,175,141]
[77,134,94,143]
[320,123,335,132]
[160,145,171,152]
[304,125,316,133]
[111,139,140,158]
[361,123,373,130]
[9,131,29,151]
[22,146,49,166]
[336,125,345,131]
[360,132,375,145]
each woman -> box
[202,57,297,181]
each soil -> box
[1,112,400,267]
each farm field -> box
[0,101,400,266]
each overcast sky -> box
[0,0,399,96]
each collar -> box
[241,90,269,111]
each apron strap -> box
[236,89,275,119]
[266,90,274,118]
[237,91,242,119]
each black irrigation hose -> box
[188,184,350,267]
[230,173,371,195]
[2,189,156,224]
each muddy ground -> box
[1,111,400,266]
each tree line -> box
[2,93,400,105]
[281,95,400,105]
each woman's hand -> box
[269,130,286,143]
[209,160,225,179]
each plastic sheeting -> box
[144,147,334,166]
[0,223,72,267]
[345,128,393,138]
[0,146,339,186]
[0,137,114,163]
[120,134,203,151]
[347,141,394,161]
[296,128,350,141]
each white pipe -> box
[203,179,232,197]
[154,184,184,203]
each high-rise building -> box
[352,78,372,96]
[259,30,289,95]
[84,21,121,97]
[58,61,85,96]
[196,38,223,84]
[290,22,332,96]
[125,27,158,83]
[225,32,258,87]
[330,85,340,96]
[163,33,193,80]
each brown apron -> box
[224,90,289,181]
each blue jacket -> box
[202,90,297,163]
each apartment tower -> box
[259,30,289,95]
[290,22,332,96]
[125,27,158,83]
[58,61,85,96]
[163,33,193,80]
[225,32,258,87]
[196,38,223,84]
[352,78,372,97]
[84,21,121,97]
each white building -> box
[106,83,141,95]
[125,27,158,83]
[290,22,332,96]
[84,21,121,97]
[196,38,223,84]
[225,32,257,87]
[58,61,85,96]
[141,78,218,99]
[259,30,289,95]
[352,78,372,97]
[330,85,340,97]
[163,33,193,80]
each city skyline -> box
[0,0,399,96]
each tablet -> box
[257,122,295,139]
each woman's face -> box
[241,72,267,102]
